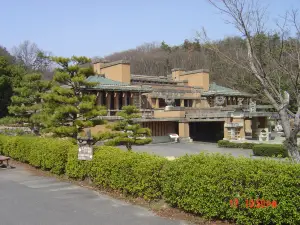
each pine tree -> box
[41,56,106,138]
[98,105,152,150]
[8,73,51,131]
[0,56,26,118]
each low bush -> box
[0,135,74,175]
[162,153,300,225]
[0,116,27,126]
[66,147,92,180]
[217,140,256,149]
[2,135,300,224]
[253,144,288,157]
[89,147,167,200]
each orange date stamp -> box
[229,198,277,208]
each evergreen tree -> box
[41,56,106,138]
[98,105,152,150]
[0,56,25,118]
[8,73,51,131]
[161,41,171,53]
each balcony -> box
[153,109,185,118]
[99,105,275,122]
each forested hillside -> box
[97,37,253,96]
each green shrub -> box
[89,147,167,200]
[0,116,27,126]
[162,153,300,225]
[2,134,300,224]
[241,142,256,149]
[0,135,74,175]
[217,140,256,149]
[66,147,92,180]
[253,144,287,157]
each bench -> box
[0,155,10,168]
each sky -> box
[1,0,300,58]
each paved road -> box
[0,166,187,225]
[124,142,253,158]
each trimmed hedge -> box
[1,135,300,224]
[66,146,92,180]
[66,146,166,200]
[218,140,256,149]
[0,135,74,175]
[253,144,288,157]
[89,147,166,200]
[162,153,300,225]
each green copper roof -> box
[202,82,253,97]
[86,75,128,85]
[85,75,152,92]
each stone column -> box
[179,122,190,138]
[223,118,230,140]
[114,92,120,110]
[239,124,246,140]
[155,98,159,109]
[192,99,196,108]
[138,92,142,109]
[232,118,246,140]
[180,99,184,107]
[97,92,103,105]
[252,117,258,138]
[244,119,252,135]
[122,92,127,106]
[227,97,231,105]
[130,92,133,105]
[106,92,111,116]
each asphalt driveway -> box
[0,166,187,225]
[124,142,253,158]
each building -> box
[86,59,274,142]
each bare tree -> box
[205,0,300,161]
[12,40,52,72]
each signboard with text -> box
[78,145,93,160]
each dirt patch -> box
[9,159,234,225]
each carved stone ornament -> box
[238,98,244,107]
[214,96,225,106]
[249,99,257,112]
[165,98,175,106]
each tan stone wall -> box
[149,98,156,108]
[223,118,231,140]
[172,69,185,81]
[93,63,100,74]
[232,118,245,139]
[198,99,210,108]
[245,119,252,134]
[100,64,131,83]
[154,110,185,118]
[179,72,209,91]
[179,122,190,137]
[180,99,184,107]
[182,92,201,98]
[93,62,106,74]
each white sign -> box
[78,146,93,160]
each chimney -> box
[99,60,131,84]
[179,69,210,91]
[171,68,185,81]
[92,59,110,74]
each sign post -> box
[77,129,94,160]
